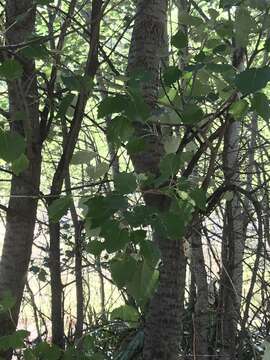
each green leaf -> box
[34,342,62,360]
[163,66,182,86]
[0,330,29,351]
[107,116,134,145]
[182,104,204,125]
[24,348,36,360]
[0,291,16,314]
[0,131,26,163]
[0,59,23,81]
[235,7,256,47]
[111,305,139,323]
[101,220,130,253]
[171,30,188,49]
[21,44,48,60]
[110,256,137,288]
[229,99,249,119]
[114,172,137,194]
[126,261,158,307]
[162,211,186,239]
[190,188,207,210]
[235,67,270,94]
[57,93,75,119]
[159,153,182,177]
[86,240,105,256]
[163,135,180,154]
[251,93,270,120]
[140,240,160,267]
[130,229,147,244]
[61,74,93,92]
[98,95,129,118]
[178,13,203,26]
[12,154,29,175]
[48,196,72,223]
[86,162,109,179]
[71,150,96,165]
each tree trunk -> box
[0,0,41,350]
[191,216,209,359]
[48,0,103,347]
[219,47,245,360]
[127,1,185,359]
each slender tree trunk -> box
[191,215,209,359]
[48,0,103,347]
[127,1,185,358]
[219,46,245,360]
[0,0,41,352]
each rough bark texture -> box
[0,0,41,349]
[127,1,185,359]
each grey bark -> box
[0,2,42,357]
[219,46,245,360]
[127,1,186,359]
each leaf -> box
[61,74,93,92]
[190,188,207,210]
[0,330,29,351]
[110,256,138,288]
[126,261,158,307]
[86,162,109,179]
[159,153,182,177]
[163,135,180,154]
[229,99,249,119]
[0,291,16,314]
[235,67,270,94]
[12,154,29,175]
[101,220,130,253]
[182,104,204,125]
[171,30,188,49]
[86,240,105,256]
[178,13,203,26]
[0,131,26,163]
[251,93,270,120]
[0,59,23,81]
[114,172,137,194]
[235,7,256,47]
[57,93,75,119]
[162,211,186,239]
[163,66,182,86]
[140,240,160,267]
[107,116,134,145]
[34,342,62,360]
[111,305,139,323]
[71,150,96,165]
[98,95,129,118]
[48,196,72,223]
[21,44,48,60]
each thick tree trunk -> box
[0,0,41,347]
[127,1,185,359]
